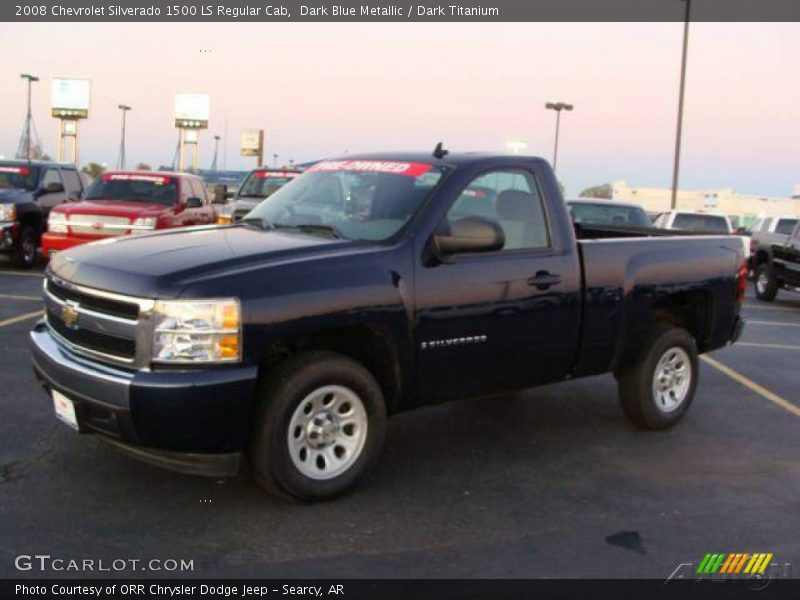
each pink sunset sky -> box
[0,22,798,196]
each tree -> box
[81,162,106,179]
[135,162,152,171]
[579,183,612,199]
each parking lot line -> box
[0,293,41,301]
[746,320,800,328]
[701,355,800,418]
[742,304,798,313]
[736,342,800,351]
[0,310,42,329]
[0,270,44,278]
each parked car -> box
[654,210,733,234]
[41,171,220,258]
[216,168,302,224]
[750,220,800,301]
[749,214,798,236]
[31,152,746,500]
[566,198,650,227]
[0,160,84,268]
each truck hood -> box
[53,200,168,219]
[48,225,355,298]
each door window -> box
[41,169,62,190]
[61,169,83,196]
[446,169,549,250]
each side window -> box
[446,169,549,250]
[189,179,207,203]
[179,178,192,204]
[41,169,62,190]
[61,169,83,196]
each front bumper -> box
[41,232,93,258]
[30,320,258,477]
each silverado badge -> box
[62,301,80,329]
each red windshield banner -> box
[0,166,29,174]
[103,173,172,184]
[254,171,300,179]
[307,160,432,177]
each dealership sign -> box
[51,78,90,119]
[174,93,210,129]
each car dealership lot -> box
[1,260,798,579]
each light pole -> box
[670,0,692,210]
[273,153,278,168]
[20,73,39,160]
[117,104,131,169]
[545,101,573,173]
[211,135,221,171]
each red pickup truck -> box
[42,171,217,258]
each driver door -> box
[37,168,68,217]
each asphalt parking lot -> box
[1,256,798,580]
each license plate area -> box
[52,389,80,431]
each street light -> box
[211,135,221,171]
[273,153,278,168]
[671,0,692,210]
[117,104,131,169]
[545,101,573,172]
[20,73,39,161]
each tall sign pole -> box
[671,0,691,210]
[174,93,210,172]
[52,78,90,165]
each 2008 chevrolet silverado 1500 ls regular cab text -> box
[30,152,747,500]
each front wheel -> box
[616,324,698,430]
[11,225,37,269]
[754,263,778,302]
[248,351,386,501]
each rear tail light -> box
[736,259,747,304]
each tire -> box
[616,323,698,430]
[248,351,387,501]
[11,225,37,269]
[754,263,778,302]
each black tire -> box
[11,225,37,269]
[754,263,779,302]
[248,351,386,501]
[616,323,698,430]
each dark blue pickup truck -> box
[30,151,747,500]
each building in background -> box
[611,181,800,228]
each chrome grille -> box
[44,275,155,367]
[68,214,131,236]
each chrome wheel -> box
[652,347,691,413]
[287,385,368,480]
[756,272,768,294]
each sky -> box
[0,22,798,196]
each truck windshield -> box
[238,171,300,199]
[673,213,730,233]
[0,165,39,191]
[245,160,445,241]
[568,202,650,227]
[85,174,178,206]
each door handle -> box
[527,271,561,290]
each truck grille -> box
[67,214,131,236]
[44,275,153,366]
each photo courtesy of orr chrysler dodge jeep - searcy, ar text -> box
[30,150,747,500]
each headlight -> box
[152,299,241,363]
[0,204,18,222]
[132,217,157,232]
[48,211,67,233]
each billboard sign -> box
[51,78,91,119]
[240,130,264,157]
[174,93,210,129]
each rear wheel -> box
[616,324,698,430]
[248,351,386,501]
[754,263,778,302]
[11,225,37,269]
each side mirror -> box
[433,216,505,257]
[185,196,203,209]
[225,190,235,200]
[44,182,65,194]
[212,184,228,205]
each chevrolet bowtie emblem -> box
[62,301,80,328]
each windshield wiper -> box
[236,193,266,199]
[272,223,343,239]
[240,217,272,230]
